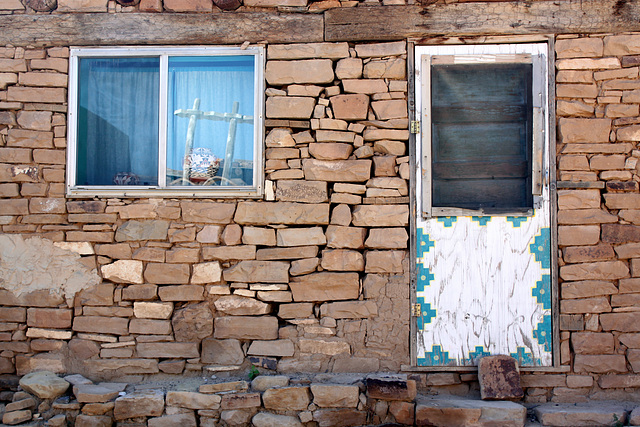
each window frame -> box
[66,46,265,198]
[418,43,548,218]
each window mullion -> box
[158,54,169,189]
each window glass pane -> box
[76,57,159,186]
[167,55,255,187]
[431,63,533,210]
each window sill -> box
[66,186,263,199]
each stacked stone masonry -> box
[0,41,412,382]
[2,0,640,411]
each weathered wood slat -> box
[0,12,324,47]
[325,0,640,41]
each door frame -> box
[407,35,559,371]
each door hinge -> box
[410,120,420,134]
[411,303,422,317]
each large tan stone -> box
[101,260,143,284]
[214,295,271,316]
[558,118,611,143]
[574,355,627,374]
[144,263,190,284]
[263,387,310,411]
[203,245,256,261]
[352,205,409,226]
[257,246,318,261]
[114,390,164,420]
[223,260,289,283]
[601,313,640,332]
[166,391,221,410]
[247,339,295,357]
[158,285,204,301]
[252,412,303,427]
[342,79,388,94]
[557,189,601,210]
[290,272,359,302]
[137,342,198,358]
[214,316,278,340]
[84,359,159,375]
[115,220,168,242]
[326,225,366,249]
[266,60,334,85]
[201,338,244,365]
[321,249,364,271]
[129,319,172,335]
[133,302,173,319]
[320,301,377,318]
[73,316,128,335]
[266,97,316,119]
[191,261,222,284]
[558,225,600,246]
[336,58,363,79]
[572,332,615,354]
[235,202,329,225]
[561,281,618,299]
[330,94,369,120]
[563,245,615,263]
[561,297,611,314]
[602,224,640,243]
[364,58,406,79]
[308,143,353,160]
[365,250,404,273]
[355,41,405,58]
[604,34,640,55]
[181,202,235,223]
[303,159,371,182]
[268,43,349,60]
[371,99,407,120]
[556,57,620,70]
[163,0,211,11]
[26,308,72,329]
[276,180,328,203]
[618,125,640,141]
[556,38,604,58]
[19,371,69,399]
[560,261,629,281]
[365,227,408,249]
[311,384,359,408]
[277,227,326,246]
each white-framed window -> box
[417,43,548,217]
[67,46,265,198]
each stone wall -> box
[0,41,411,380]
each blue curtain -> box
[77,57,159,186]
[167,55,255,186]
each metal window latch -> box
[411,303,422,317]
[410,121,420,134]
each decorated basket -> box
[113,172,140,186]
[185,147,221,180]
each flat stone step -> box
[415,395,526,427]
[533,402,628,426]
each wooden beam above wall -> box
[325,0,640,42]
[0,12,324,47]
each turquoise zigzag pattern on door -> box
[507,216,528,228]
[465,346,491,365]
[416,228,435,258]
[510,347,540,366]
[418,345,453,366]
[532,274,551,310]
[415,297,437,331]
[471,216,491,226]
[416,263,434,293]
[436,217,457,227]
[529,227,551,269]
[533,314,552,353]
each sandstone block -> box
[201,338,244,365]
[247,339,294,357]
[114,390,164,420]
[267,43,349,60]
[223,260,289,283]
[122,284,157,301]
[73,316,128,335]
[19,370,69,399]
[535,403,626,426]
[276,180,328,203]
[114,219,168,242]
[3,410,31,425]
[333,357,380,373]
[561,297,611,314]
[365,227,408,249]
[85,359,159,375]
[558,118,611,143]
[352,204,408,226]
[149,413,197,427]
[277,227,326,246]
[415,397,525,427]
[308,143,353,160]
[166,391,221,410]
[163,0,211,11]
[144,263,190,284]
[342,78,388,94]
[557,189,601,210]
[266,59,334,85]
[235,202,329,225]
[320,300,377,318]
[311,384,359,408]
[214,316,278,340]
[560,261,629,281]
[158,285,204,301]
[214,295,271,316]
[221,393,261,410]
[203,245,256,261]
[604,34,640,55]
[7,86,65,103]
[365,250,404,273]
[326,225,366,249]
[330,94,369,120]
[101,260,144,284]
[303,159,371,182]
[321,249,364,271]
[298,339,350,355]
[137,342,198,358]
[252,412,303,427]
[290,272,359,302]
[191,261,222,284]
[74,384,122,403]
[564,245,615,263]
[243,227,276,246]
[129,318,172,335]
[557,83,599,98]
[556,38,604,58]
[364,57,406,79]
[558,225,600,246]
[266,97,315,119]
[26,308,72,329]
[171,302,213,341]
[574,354,627,374]
[336,57,363,79]
[367,376,416,401]
[355,41,406,58]
[601,312,640,332]
[181,202,235,223]
[371,99,407,120]
[602,224,640,243]
[572,332,614,354]
[561,280,618,298]
[257,246,318,260]
[278,302,314,319]
[263,387,310,411]
[556,57,620,70]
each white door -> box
[414,43,553,367]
